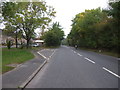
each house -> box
[1,34,27,45]
[1,35,15,45]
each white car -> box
[31,43,40,47]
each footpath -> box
[2,49,46,89]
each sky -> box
[45,0,109,37]
[0,0,109,37]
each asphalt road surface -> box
[26,46,119,88]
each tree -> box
[2,1,56,48]
[44,22,64,46]
[68,4,119,54]
[2,2,21,48]
[51,22,64,41]
[102,1,120,51]
[68,8,107,48]
[108,1,120,53]
[44,30,60,46]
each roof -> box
[34,40,44,43]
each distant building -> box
[1,34,27,45]
[1,35,15,45]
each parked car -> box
[31,43,40,47]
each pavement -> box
[26,46,119,88]
[2,49,54,88]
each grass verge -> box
[2,48,34,74]
[31,46,44,51]
[79,47,120,58]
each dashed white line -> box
[71,50,83,57]
[77,53,82,56]
[71,49,120,79]
[84,57,95,64]
[71,50,74,52]
[103,67,120,78]
[73,51,76,53]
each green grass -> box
[79,47,120,58]
[31,47,43,51]
[2,48,34,73]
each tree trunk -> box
[15,33,18,48]
[26,38,30,49]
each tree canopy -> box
[67,1,120,53]
[43,22,64,46]
[2,1,56,48]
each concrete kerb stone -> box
[18,50,48,89]
[18,60,47,89]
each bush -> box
[43,22,64,47]
[6,40,12,49]
[44,30,60,46]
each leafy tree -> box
[68,8,107,48]
[108,1,120,20]
[108,1,120,53]
[61,38,68,45]
[44,22,64,46]
[44,30,60,46]
[50,22,64,41]
[102,1,120,51]
[2,2,20,48]
[68,4,119,54]
[2,2,56,48]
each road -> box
[26,46,119,88]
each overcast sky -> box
[0,0,109,37]
[45,0,109,36]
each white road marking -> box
[71,50,74,52]
[38,49,57,61]
[39,49,52,53]
[84,57,95,64]
[77,53,82,56]
[71,50,83,57]
[74,51,76,53]
[37,52,49,60]
[103,67,120,78]
[49,49,57,59]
